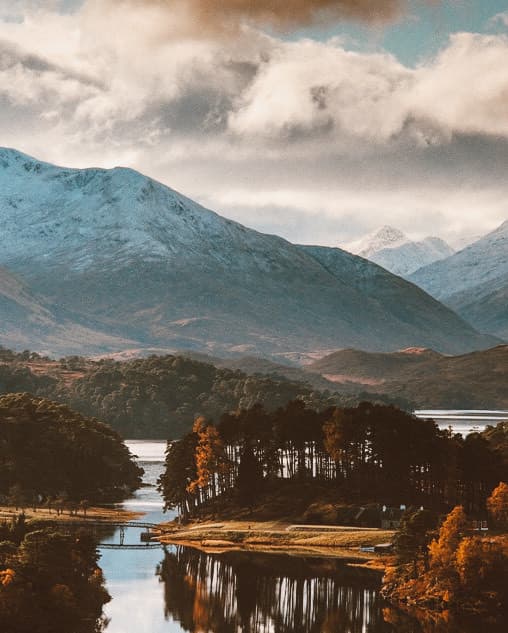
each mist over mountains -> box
[0,148,499,359]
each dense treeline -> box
[0,393,143,505]
[159,401,506,521]
[0,346,410,438]
[0,515,109,633]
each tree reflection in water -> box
[159,547,502,633]
[160,546,392,633]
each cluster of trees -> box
[0,393,143,506]
[61,355,347,438]
[0,346,409,438]
[384,483,508,617]
[159,401,507,521]
[0,515,109,633]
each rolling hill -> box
[307,345,508,408]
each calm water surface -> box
[413,409,508,435]
[98,415,500,633]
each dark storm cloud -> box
[129,0,423,32]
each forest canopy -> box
[0,348,409,438]
[0,393,143,504]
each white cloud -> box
[0,0,507,244]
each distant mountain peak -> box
[346,225,408,258]
[343,225,454,278]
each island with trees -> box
[158,401,508,622]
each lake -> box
[414,409,508,435]
[98,411,502,632]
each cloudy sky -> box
[1,0,507,246]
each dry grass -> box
[0,504,141,524]
[158,519,395,560]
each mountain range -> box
[410,220,508,340]
[0,148,498,358]
[344,225,455,277]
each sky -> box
[0,0,507,247]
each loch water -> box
[98,417,503,633]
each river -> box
[97,411,503,633]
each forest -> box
[0,514,109,633]
[0,393,143,506]
[0,347,409,438]
[159,401,507,522]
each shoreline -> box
[0,504,142,524]
[156,519,395,568]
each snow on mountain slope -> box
[410,220,508,340]
[346,225,408,258]
[0,148,498,357]
[344,225,454,277]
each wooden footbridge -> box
[52,519,164,549]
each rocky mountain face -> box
[410,220,508,340]
[345,225,454,277]
[0,148,497,358]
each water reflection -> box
[160,547,390,633]
[98,440,505,633]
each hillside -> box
[0,147,497,358]
[307,345,508,408]
[410,220,508,339]
[0,268,131,355]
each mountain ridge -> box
[410,220,508,339]
[0,147,498,358]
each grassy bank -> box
[0,504,141,524]
[157,519,395,565]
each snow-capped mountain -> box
[0,148,497,357]
[410,220,508,340]
[344,225,454,277]
[346,225,408,258]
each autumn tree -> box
[323,409,353,478]
[187,418,228,502]
[456,535,508,609]
[487,482,508,530]
[429,505,468,573]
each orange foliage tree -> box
[187,418,228,501]
[487,482,508,530]
[429,505,468,572]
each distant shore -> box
[157,519,395,567]
[0,504,142,524]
